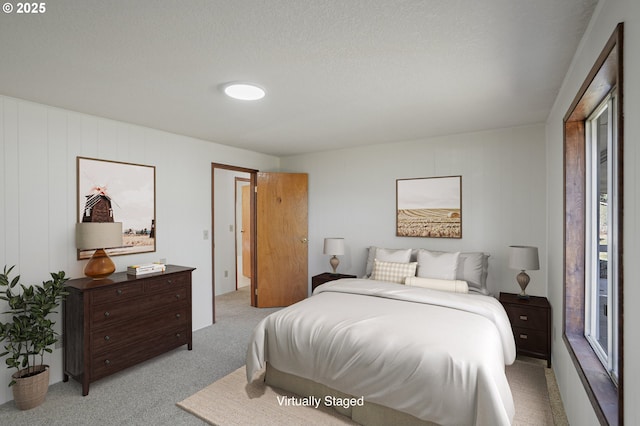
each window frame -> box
[584,93,619,383]
[563,23,624,426]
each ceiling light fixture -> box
[222,83,266,101]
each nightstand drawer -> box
[513,327,548,354]
[505,305,548,331]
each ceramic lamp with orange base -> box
[76,222,123,279]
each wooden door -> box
[241,185,251,278]
[256,172,308,307]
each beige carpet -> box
[178,359,560,425]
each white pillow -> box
[457,252,487,290]
[371,259,417,284]
[405,276,469,293]
[417,250,489,293]
[416,249,460,280]
[365,247,412,277]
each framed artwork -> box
[396,175,462,238]
[77,156,156,259]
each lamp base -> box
[516,270,530,299]
[84,248,116,280]
[329,255,340,274]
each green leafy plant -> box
[0,265,68,386]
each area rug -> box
[178,360,555,425]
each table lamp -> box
[76,222,123,279]
[508,245,540,298]
[323,238,345,274]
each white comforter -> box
[246,278,516,426]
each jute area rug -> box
[177,360,559,425]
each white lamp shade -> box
[323,238,345,256]
[508,245,540,271]
[76,222,123,250]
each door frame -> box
[211,163,257,323]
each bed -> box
[246,248,516,426]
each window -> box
[563,23,623,426]
[585,93,619,383]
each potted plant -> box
[0,265,68,410]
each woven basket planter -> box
[11,365,50,410]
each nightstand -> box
[499,292,551,367]
[311,272,357,292]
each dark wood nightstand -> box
[312,272,357,292]
[499,292,551,367]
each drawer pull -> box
[175,313,181,319]
[176,333,181,338]
[116,289,123,295]
[104,335,110,341]
[519,315,528,321]
[175,294,181,299]
[168,279,173,284]
[519,334,528,340]
[104,311,110,317]
[104,359,111,365]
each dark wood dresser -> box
[63,265,195,395]
[499,292,551,367]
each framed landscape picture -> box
[77,156,156,259]
[396,175,462,238]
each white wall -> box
[0,95,279,405]
[545,0,640,424]
[281,124,547,297]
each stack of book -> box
[127,263,166,276]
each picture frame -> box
[396,175,462,238]
[77,156,156,259]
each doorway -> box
[212,163,257,324]
[211,164,309,323]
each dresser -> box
[499,292,551,367]
[63,265,195,395]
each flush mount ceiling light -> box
[222,82,266,101]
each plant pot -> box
[11,365,50,410]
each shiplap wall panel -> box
[97,119,118,161]
[48,107,72,271]
[3,98,20,269]
[18,102,50,281]
[0,97,5,267]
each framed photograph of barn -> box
[77,157,156,259]
[396,175,462,238]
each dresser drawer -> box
[91,282,143,305]
[91,305,189,352]
[504,305,548,331]
[144,273,189,293]
[91,287,189,326]
[91,326,189,380]
[513,327,548,354]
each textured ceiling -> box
[0,0,597,156]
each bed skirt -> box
[265,363,437,426]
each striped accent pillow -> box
[371,259,418,284]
